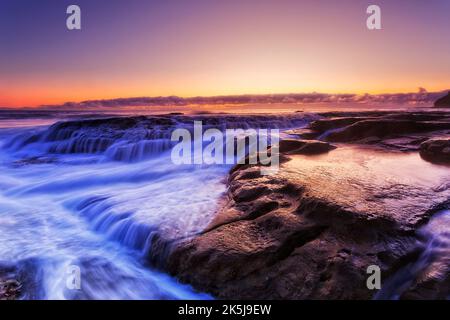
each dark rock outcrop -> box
[0,277,21,300]
[0,259,43,300]
[297,112,450,150]
[0,263,22,300]
[324,119,450,143]
[309,117,370,132]
[434,92,450,107]
[420,138,450,164]
[279,139,336,155]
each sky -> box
[0,0,449,107]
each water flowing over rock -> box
[1,110,449,299]
[0,112,316,299]
[4,113,316,163]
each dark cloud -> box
[40,90,448,109]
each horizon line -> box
[2,89,449,110]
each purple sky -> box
[1,0,449,107]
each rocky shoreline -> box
[1,110,449,300]
[149,110,450,299]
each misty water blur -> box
[0,109,448,300]
[0,120,228,299]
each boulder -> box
[420,138,450,164]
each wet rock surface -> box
[279,139,336,155]
[5,110,447,300]
[0,275,21,300]
[152,110,450,299]
[299,111,450,148]
[0,259,43,300]
[420,138,450,164]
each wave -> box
[0,113,316,299]
[3,113,317,162]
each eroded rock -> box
[151,144,450,299]
[146,110,450,300]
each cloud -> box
[39,90,448,109]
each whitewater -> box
[1,111,447,300]
[0,112,312,299]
